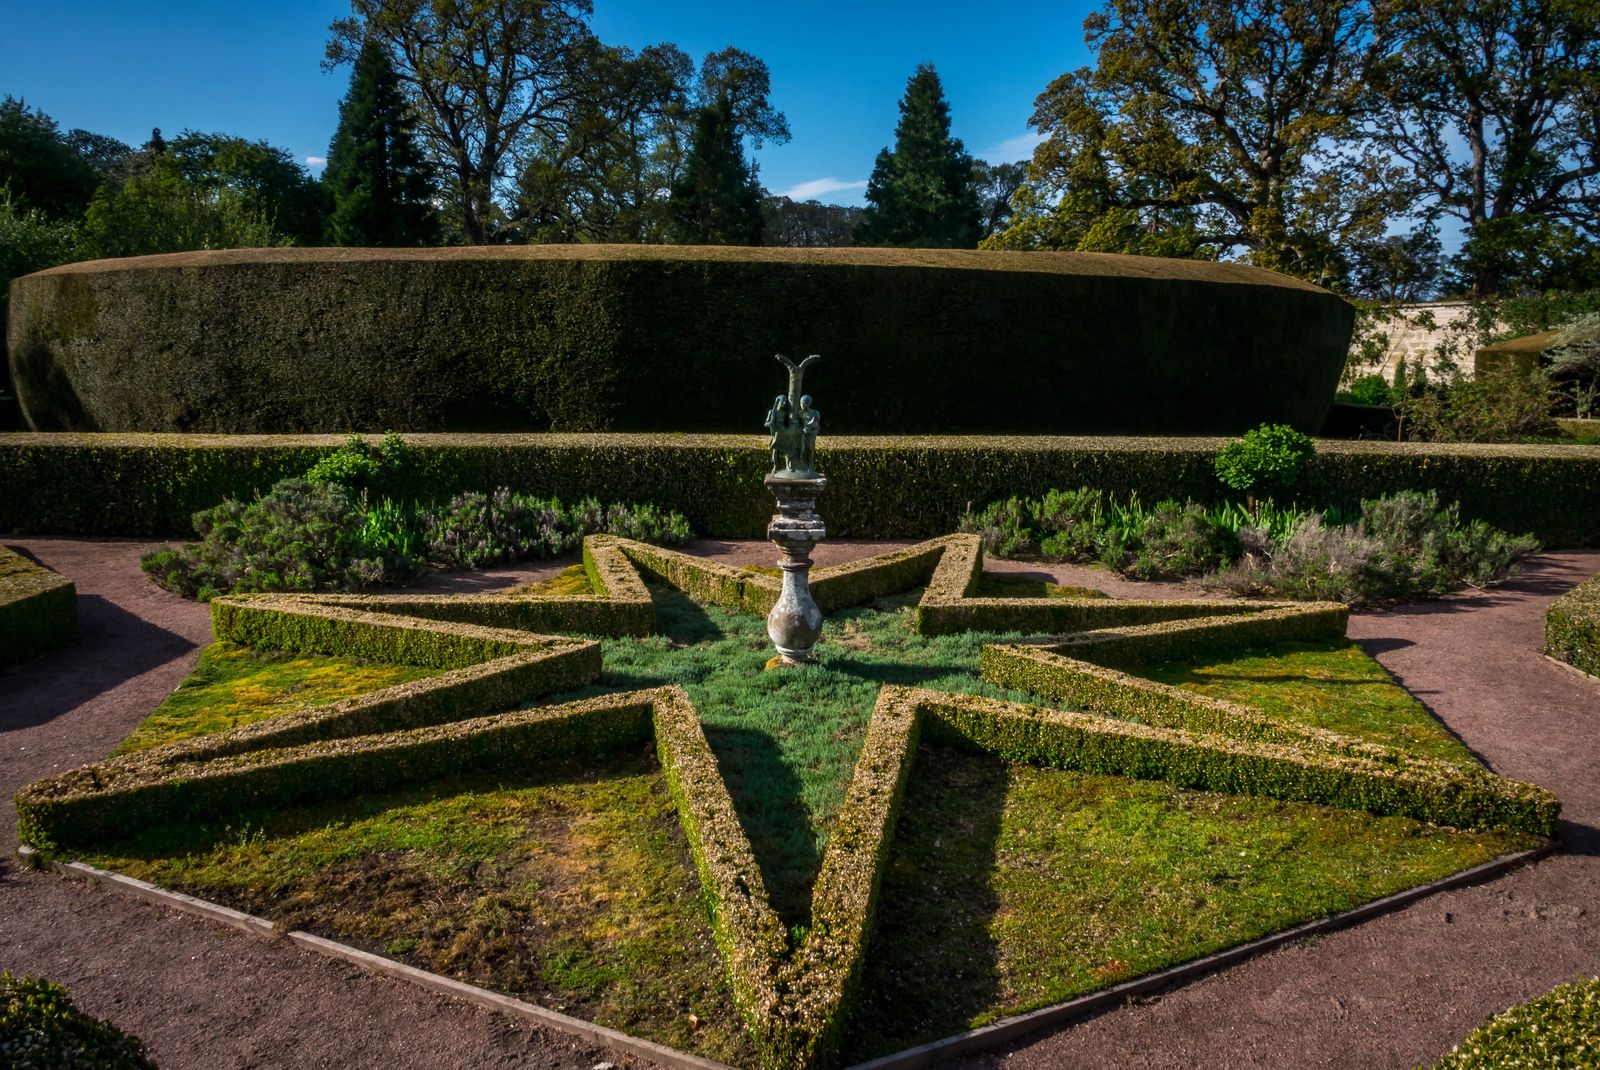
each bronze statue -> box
[768,354,821,478]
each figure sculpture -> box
[768,353,821,478]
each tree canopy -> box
[1371,0,1600,295]
[987,0,1404,286]
[854,64,982,248]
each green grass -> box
[553,586,1063,926]
[841,747,1541,1061]
[79,747,755,1066]
[1141,638,1473,764]
[971,572,1108,599]
[115,640,441,754]
[1429,976,1600,1068]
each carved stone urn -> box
[765,473,827,664]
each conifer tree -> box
[323,38,440,246]
[854,64,981,248]
[667,97,764,245]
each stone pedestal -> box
[765,473,827,665]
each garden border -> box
[1543,569,1600,679]
[14,841,1552,1070]
[3,433,1599,544]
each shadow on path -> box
[2,595,197,731]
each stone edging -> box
[18,840,1554,1070]
[839,844,1555,1070]
[15,847,734,1070]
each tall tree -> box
[988,0,1407,285]
[854,65,982,248]
[79,131,318,257]
[667,97,764,245]
[327,0,597,243]
[518,41,693,242]
[0,97,104,219]
[323,37,441,246]
[1372,0,1600,295]
[974,159,1026,239]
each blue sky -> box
[2,1,1096,207]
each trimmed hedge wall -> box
[3,433,1598,545]
[8,246,1351,436]
[1545,570,1600,679]
[0,545,74,667]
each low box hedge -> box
[2,434,1598,545]
[916,690,1558,837]
[1545,570,1600,679]
[15,690,659,851]
[0,545,74,667]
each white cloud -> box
[780,177,868,201]
[305,155,327,166]
[982,130,1046,162]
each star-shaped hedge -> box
[15,534,1560,1070]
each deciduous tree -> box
[1372,0,1600,295]
[989,0,1407,286]
[327,0,597,243]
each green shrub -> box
[1545,571,1600,678]
[1336,373,1394,407]
[1430,976,1600,1069]
[1099,500,1235,580]
[1405,365,1561,443]
[0,547,75,668]
[1208,491,1538,607]
[958,497,1037,558]
[138,479,412,600]
[0,972,156,1070]
[303,431,414,499]
[424,491,689,570]
[1214,423,1316,496]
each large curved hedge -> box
[7,246,1352,435]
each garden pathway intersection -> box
[1,537,1596,1070]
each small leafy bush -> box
[1404,365,1560,442]
[143,476,694,600]
[304,431,414,499]
[1213,423,1316,495]
[958,497,1038,559]
[1430,976,1599,1070]
[1099,500,1235,580]
[1208,490,1537,607]
[1336,373,1395,407]
[1,971,157,1069]
[140,479,408,600]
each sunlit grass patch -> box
[1144,638,1472,763]
[115,640,441,754]
[843,746,1539,1061]
[972,572,1108,600]
[79,747,755,1066]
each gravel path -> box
[2,538,1596,1069]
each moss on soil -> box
[79,747,756,1066]
[115,640,441,754]
[841,746,1540,1061]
